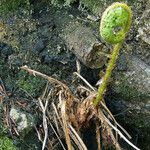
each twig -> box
[5,105,14,137]
[52,103,63,126]
[21,65,70,90]
[0,77,7,96]
[35,126,42,142]
[49,122,67,150]
[41,81,49,100]
[96,121,101,150]
[76,59,81,74]
[98,109,122,150]
[61,100,72,150]
[69,124,88,150]
[74,72,96,91]
[103,114,140,150]
[77,85,91,93]
[38,91,50,150]
[101,101,131,139]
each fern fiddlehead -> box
[93,2,132,106]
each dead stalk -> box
[61,100,72,150]
[38,96,49,150]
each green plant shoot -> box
[93,2,132,106]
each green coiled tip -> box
[100,2,132,44]
[93,3,132,107]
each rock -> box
[33,38,46,54]
[106,96,150,146]
[61,20,109,69]
[10,107,35,136]
[0,43,13,58]
[113,56,150,101]
[108,56,150,133]
[137,9,150,45]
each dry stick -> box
[61,100,72,150]
[103,115,140,150]
[77,85,91,93]
[101,101,132,139]
[96,121,101,150]
[5,105,13,136]
[68,128,83,150]
[74,72,96,91]
[21,65,70,90]
[52,103,63,126]
[0,77,7,96]
[41,81,49,100]
[21,65,74,109]
[59,91,87,150]
[52,103,87,150]
[69,124,88,150]
[53,114,60,134]
[35,126,43,142]
[98,109,122,150]
[38,96,49,150]
[76,59,81,74]
[49,122,67,150]
[10,117,20,136]
[21,66,86,149]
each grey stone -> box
[61,20,109,69]
[137,9,150,45]
[0,43,13,58]
[10,107,35,136]
[33,38,46,53]
[113,56,150,101]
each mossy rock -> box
[17,70,47,97]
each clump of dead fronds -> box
[20,65,140,150]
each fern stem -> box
[93,42,122,106]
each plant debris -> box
[12,65,139,150]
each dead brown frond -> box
[21,65,140,150]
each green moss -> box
[0,136,18,150]
[0,58,18,91]
[17,70,46,97]
[0,0,30,17]
[0,123,8,137]
[0,112,12,149]
[0,106,8,136]
[114,74,149,101]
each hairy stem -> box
[93,42,122,106]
